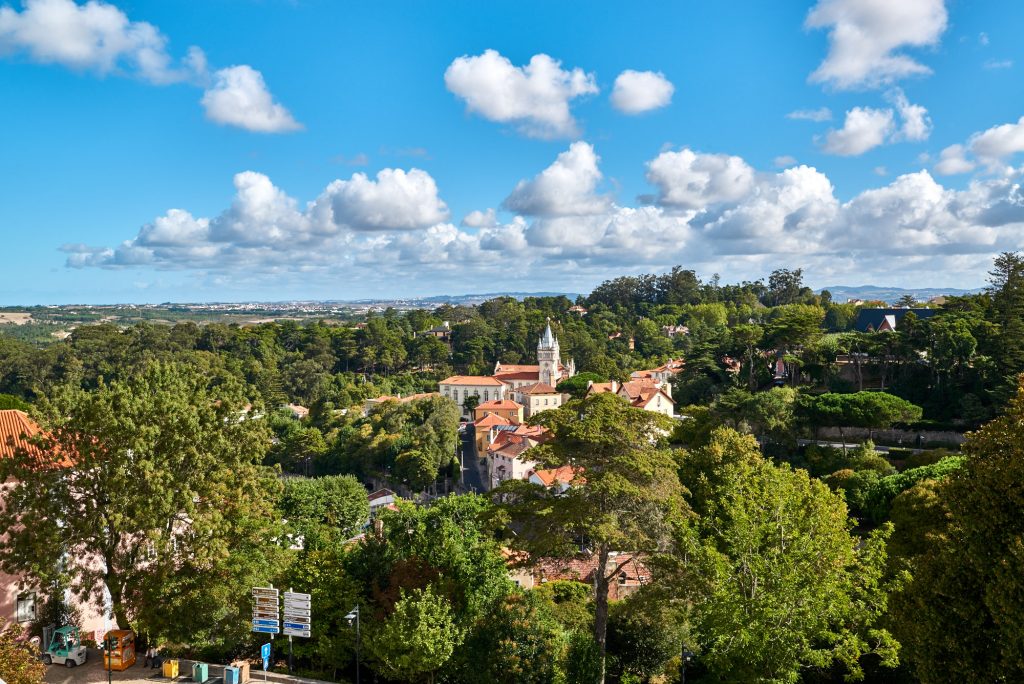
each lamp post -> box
[345,605,360,684]
[680,645,694,684]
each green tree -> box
[494,392,687,684]
[556,372,606,399]
[668,428,899,682]
[366,586,459,683]
[0,361,285,649]
[894,378,1024,681]
[0,625,45,684]
[279,475,369,549]
[458,591,567,684]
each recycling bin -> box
[192,662,208,683]
[231,660,250,683]
[162,659,179,678]
[224,665,240,684]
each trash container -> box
[224,665,240,684]
[230,660,250,683]
[192,662,208,683]
[162,659,179,678]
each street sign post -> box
[252,587,280,638]
[283,589,313,672]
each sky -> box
[1,0,1023,304]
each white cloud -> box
[503,142,611,216]
[983,59,1013,70]
[774,155,798,168]
[461,208,498,228]
[610,70,674,114]
[201,65,301,133]
[323,168,450,231]
[65,145,1024,292]
[806,0,948,89]
[820,107,895,155]
[0,0,188,82]
[444,49,598,138]
[887,88,932,141]
[968,116,1024,166]
[787,107,832,122]
[644,148,755,209]
[934,144,976,175]
[0,0,296,132]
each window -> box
[16,593,36,623]
[618,574,628,585]
[484,390,489,401]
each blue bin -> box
[224,666,240,684]
[192,662,209,683]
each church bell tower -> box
[538,318,561,387]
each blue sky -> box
[1,0,1023,304]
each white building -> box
[438,376,507,418]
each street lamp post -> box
[345,605,360,684]
[680,645,694,684]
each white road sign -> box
[283,591,310,601]
[283,627,311,638]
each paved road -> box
[459,427,487,493]
[44,651,175,684]
[795,439,930,454]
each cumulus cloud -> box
[0,0,297,132]
[65,143,1024,291]
[444,49,598,138]
[461,208,497,228]
[644,148,755,210]
[787,107,832,122]
[934,116,1024,174]
[0,0,187,82]
[821,107,895,155]
[820,93,930,156]
[502,142,611,217]
[934,144,975,175]
[610,70,674,114]
[774,155,798,168]
[201,65,301,133]
[325,168,450,231]
[806,0,948,89]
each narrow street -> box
[459,426,487,494]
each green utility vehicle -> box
[42,626,88,667]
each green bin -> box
[192,662,208,683]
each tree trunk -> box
[106,571,130,630]
[593,544,610,684]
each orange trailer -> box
[102,630,137,671]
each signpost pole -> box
[288,588,293,674]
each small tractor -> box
[42,626,88,667]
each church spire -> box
[539,317,557,349]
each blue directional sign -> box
[261,644,271,660]
[283,622,308,630]
[253,619,278,627]
[253,626,279,634]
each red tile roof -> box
[0,410,73,469]
[475,412,513,429]
[495,364,540,374]
[495,371,541,383]
[532,465,581,487]
[440,375,505,386]
[476,399,523,410]
[516,382,559,395]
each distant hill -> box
[819,285,982,305]
[344,291,580,306]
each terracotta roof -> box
[476,399,523,410]
[531,553,649,584]
[0,410,41,460]
[0,410,74,469]
[368,488,396,502]
[495,364,540,374]
[475,412,513,429]
[532,465,581,487]
[516,382,559,395]
[586,382,615,394]
[618,379,660,399]
[440,375,505,386]
[495,371,541,383]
